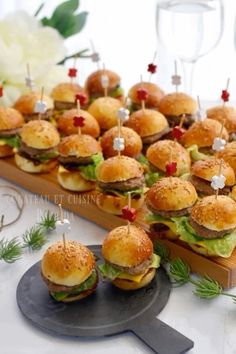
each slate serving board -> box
[16,245,194,354]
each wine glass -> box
[156,0,224,94]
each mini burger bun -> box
[85,69,121,95]
[41,240,95,287]
[128,82,164,109]
[20,120,60,149]
[58,134,101,157]
[0,107,24,130]
[57,166,96,192]
[112,268,156,291]
[58,286,97,303]
[181,118,229,148]
[57,109,100,138]
[96,155,144,183]
[207,106,236,134]
[101,126,142,158]
[158,92,197,116]
[15,153,57,173]
[88,97,122,131]
[217,142,236,174]
[14,92,53,114]
[51,83,87,103]
[102,225,153,267]
[146,177,198,211]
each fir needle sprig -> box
[37,211,57,232]
[0,237,22,263]
[22,226,47,251]
[153,240,170,263]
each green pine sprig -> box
[153,240,170,263]
[38,211,57,232]
[22,226,47,251]
[0,237,22,263]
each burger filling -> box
[0,128,21,149]
[24,109,53,122]
[54,101,76,111]
[59,152,103,181]
[166,114,195,127]
[17,141,58,165]
[187,145,210,161]
[98,254,160,283]
[190,175,231,196]
[97,175,145,199]
[89,84,124,103]
[42,269,98,301]
[141,126,170,145]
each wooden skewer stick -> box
[90,39,100,70]
[103,63,108,97]
[219,119,225,138]
[38,86,44,120]
[215,159,224,200]
[58,204,66,250]
[175,61,178,93]
[117,118,121,157]
[179,113,186,128]
[140,75,145,113]
[149,51,157,82]
[26,63,33,92]
[127,192,131,234]
[223,78,230,108]
[77,100,81,135]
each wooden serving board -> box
[1,157,236,289]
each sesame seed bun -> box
[191,158,235,186]
[181,119,229,148]
[14,91,53,114]
[126,109,169,138]
[88,97,122,131]
[102,225,153,267]
[41,240,95,287]
[159,92,197,116]
[207,106,236,134]
[217,142,236,174]
[96,155,144,183]
[85,69,121,96]
[191,195,236,232]
[128,82,165,109]
[58,134,101,157]
[112,268,156,291]
[100,126,142,158]
[51,83,87,103]
[57,165,96,192]
[0,107,24,130]
[146,140,191,176]
[146,177,198,212]
[57,109,100,138]
[15,153,57,173]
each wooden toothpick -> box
[58,204,66,250]
[127,192,131,234]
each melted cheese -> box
[149,219,177,234]
[0,139,6,146]
[58,165,69,173]
[117,268,149,283]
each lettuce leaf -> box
[79,152,103,181]
[145,172,160,187]
[103,187,144,198]
[187,145,209,161]
[136,154,149,167]
[36,151,59,162]
[0,135,21,148]
[110,85,124,98]
[174,216,236,258]
[51,269,97,301]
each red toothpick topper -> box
[73,116,85,127]
[137,88,148,101]
[122,205,137,222]
[0,85,3,97]
[68,68,77,78]
[166,162,177,177]
[147,63,157,74]
[75,93,87,106]
[221,90,230,102]
[172,126,185,140]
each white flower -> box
[212,137,226,152]
[0,11,67,106]
[55,219,71,235]
[211,175,226,190]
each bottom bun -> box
[57,166,96,192]
[112,268,156,290]
[15,153,57,173]
[0,144,14,158]
[96,191,145,215]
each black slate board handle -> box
[130,317,194,354]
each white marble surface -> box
[0,177,236,354]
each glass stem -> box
[181,60,196,95]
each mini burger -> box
[207,106,236,140]
[57,134,103,192]
[99,225,160,290]
[158,92,197,127]
[96,155,145,215]
[181,118,229,161]
[100,126,142,159]
[146,177,198,240]
[57,109,100,138]
[146,140,191,179]
[217,142,236,175]
[174,195,236,258]
[128,82,164,111]
[190,158,235,196]
[125,109,169,147]
[85,69,124,102]
[15,120,60,173]
[88,97,122,131]
[0,107,24,157]
[41,240,98,302]
[14,91,54,121]
[51,83,88,111]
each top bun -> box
[51,83,87,103]
[14,91,53,114]
[101,126,142,158]
[96,155,144,183]
[41,240,95,286]
[191,195,236,231]
[146,177,198,211]
[58,134,101,157]
[181,118,229,148]
[0,107,24,130]
[128,82,164,109]
[207,106,236,134]
[158,92,197,116]
[20,120,60,149]
[57,109,100,138]
[102,225,153,267]
[126,109,169,138]
[88,97,122,131]
[216,142,236,174]
[191,158,235,186]
[85,69,121,95]
[147,140,191,176]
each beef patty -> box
[142,126,170,145]
[107,257,152,276]
[0,127,21,137]
[98,175,144,192]
[146,201,193,218]
[166,114,195,128]
[189,217,235,239]
[54,101,76,111]
[190,175,230,196]
[58,155,93,167]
